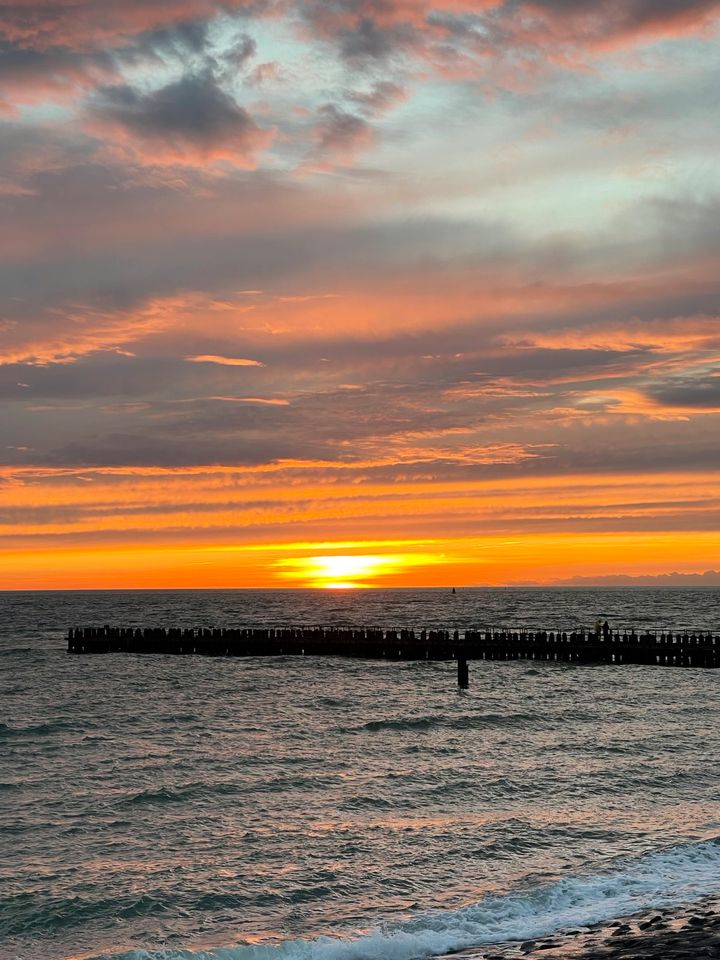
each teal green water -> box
[2,588,720,960]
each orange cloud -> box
[0,295,192,366]
[186,355,265,366]
[499,316,720,355]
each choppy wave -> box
[99,838,720,960]
[0,719,88,739]
[121,774,345,807]
[349,712,537,734]
[0,646,34,657]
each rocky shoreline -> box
[453,899,720,960]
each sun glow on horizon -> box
[275,553,445,589]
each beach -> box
[460,899,720,960]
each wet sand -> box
[453,899,720,960]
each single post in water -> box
[458,657,469,689]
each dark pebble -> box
[520,942,536,953]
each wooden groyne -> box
[67,625,720,668]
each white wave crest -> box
[114,838,720,960]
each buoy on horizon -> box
[452,587,456,595]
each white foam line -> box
[113,838,720,960]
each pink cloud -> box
[519,0,720,50]
[297,103,374,172]
[0,1,258,50]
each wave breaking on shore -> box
[100,838,720,960]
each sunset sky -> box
[1,0,719,589]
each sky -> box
[1,0,719,589]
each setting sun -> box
[275,553,444,588]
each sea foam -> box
[104,837,720,960]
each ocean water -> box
[2,587,720,960]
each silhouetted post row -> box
[66,625,720,668]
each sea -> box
[2,587,720,960]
